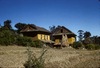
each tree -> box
[3,20,12,30]
[77,30,84,41]
[91,36,97,44]
[91,36,100,45]
[84,31,91,39]
[15,23,26,33]
[49,25,56,32]
[0,24,1,28]
[83,31,92,45]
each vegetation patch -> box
[24,47,47,68]
[72,42,83,49]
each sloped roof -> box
[20,24,50,33]
[52,26,76,36]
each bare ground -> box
[0,45,100,68]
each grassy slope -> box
[0,46,100,68]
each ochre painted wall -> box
[45,35,47,40]
[55,39,60,44]
[54,37,75,45]
[37,34,41,40]
[37,34,50,41]
[42,34,45,40]
[68,37,75,44]
[48,35,50,41]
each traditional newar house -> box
[51,26,76,47]
[20,24,53,44]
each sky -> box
[0,0,100,37]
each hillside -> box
[0,46,100,68]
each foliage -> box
[72,42,83,49]
[84,31,91,39]
[3,20,12,30]
[24,47,47,68]
[84,44,95,50]
[78,30,84,41]
[49,25,56,32]
[95,44,100,50]
[16,36,44,47]
[34,40,43,48]
[16,36,35,47]
[15,23,27,33]
[91,36,100,45]
[0,29,15,46]
[83,37,92,45]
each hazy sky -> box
[0,0,100,36]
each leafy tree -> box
[15,23,27,33]
[77,30,84,41]
[49,25,56,32]
[83,37,92,45]
[83,31,92,45]
[0,24,1,28]
[91,36,100,45]
[3,20,12,30]
[84,31,91,39]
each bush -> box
[0,30,15,46]
[34,40,43,48]
[95,44,100,50]
[72,42,83,49]
[24,47,47,68]
[84,44,95,50]
[16,36,35,47]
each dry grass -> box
[0,45,100,68]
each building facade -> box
[51,26,76,47]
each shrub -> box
[0,30,15,46]
[24,47,47,68]
[72,42,83,49]
[95,44,100,50]
[84,44,95,50]
[16,36,44,47]
[34,40,43,48]
[16,36,35,47]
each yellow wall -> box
[42,34,44,40]
[54,37,75,45]
[45,35,47,40]
[37,34,41,40]
[55,39,60,44]
[68,37,75,44]
[48,35,50,40]
[37,34,50,41]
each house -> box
[51,26,76,47]
[20,24,53,44]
